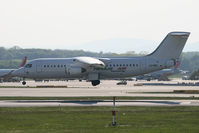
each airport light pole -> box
[112,96,116,126]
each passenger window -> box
[25,64,32,68]
[110,64,112,67]
[61,65,63,67]
[44,65,46,68]
[113,64,115,67]
[54,65,56,67]
[57,65,60,67]
[64,65,66,67]
[120,64,122,67]
[130,64,131,67]
[47,65,49,67]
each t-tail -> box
[148,32,190,61]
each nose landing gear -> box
[22,81,26,85]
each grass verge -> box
[0,106,199,133]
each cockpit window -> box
[25,64,32,68]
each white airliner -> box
[12,32,190,86]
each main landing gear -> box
[22,78,26,85]
[91,80,100,86]
[22,81,26,85]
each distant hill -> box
[0,46,144,69]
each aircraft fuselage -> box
[11,32,190,86]
[14,56,174,80]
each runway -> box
[0,99,199,107]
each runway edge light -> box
[112,97,116,126]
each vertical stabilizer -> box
[19,56,27,67]
[148,32,190,60]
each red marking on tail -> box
[174,61,180,69]
[19,56,27,67]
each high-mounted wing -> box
[73,57,105,68]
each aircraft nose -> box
[12,68,24,77]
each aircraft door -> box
[24,66,29,74]
[36,61,42,72]
[65,65,69,75]
[23,63,33,75]
[140,58,146,74]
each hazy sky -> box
[0,0,198,52]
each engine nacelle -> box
[68,67,86,75]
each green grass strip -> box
[0,106,199,133]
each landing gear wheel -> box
[91,80,100,86]
[22,81,26,85]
